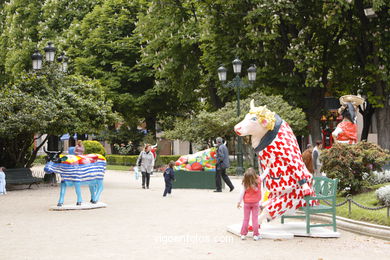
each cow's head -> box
[44,147,63,163]
[234,100,276,147]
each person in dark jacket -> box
[163,161,175,197]
[215,137,234,192]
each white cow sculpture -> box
[234,100,315,223]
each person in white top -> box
[312,141,322,177]
[136,144,155,189]
[0,167,7,195]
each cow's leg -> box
[57,182,67,206]
[258,208,271,224]
[94,180,104,203]
[74,182,83,205]
[258,194,291,223]
[89,182,97,203]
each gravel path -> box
[0,170,389,260]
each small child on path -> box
[163,161,175,197]
[237,167,262,241]
[0,167,7,195]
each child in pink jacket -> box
[237,168,262,241]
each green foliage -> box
[113,143,133,155]
[335,182,390,226]
[106,154,180,167]
[106,155,138,166]
[155,155,181,167]
[98,124,144,155]
[164,91,307,144]
[0,67,115,168]
[33,155,47,165]
[83,140,106,156]
[321,142,390,194]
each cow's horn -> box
[212,141,216,147]
[250,99,255,109]
[151,143,158,148]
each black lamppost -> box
[217,58,257,175]
[57,52,69,73]
[31,42,68,151]
[31,42,68,72]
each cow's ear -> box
[261,119,268,127]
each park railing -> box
[321,194,390,218]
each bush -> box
[367,170,390,185]
[83,140,106,156]
[33,155,47,165]
[376,185,390,206]
[321,142,390,194]
[106,154,181,167]
[155,155,181,167]
[106,155,138,165]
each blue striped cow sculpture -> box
[44,153,106,206]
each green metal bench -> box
[281,176,339,234]
[5,168,43,189]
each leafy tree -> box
[164,92,307,145]
[97,124,144,155]
[244,0,390,149]
[0,65,115,168]
[64,0,182,137]
[0,0,43,84]
[39,0,103,40]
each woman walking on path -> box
[136,144,155,189]
[237,168,263,241]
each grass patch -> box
[332,182,390,226]
[106,165,131,171]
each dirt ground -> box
[1,170,389,260]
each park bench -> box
[281,176,339,234]
[4,168,43,189]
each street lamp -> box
[31,42,67,151]
[217,58,257,175]
[57,52,69,73]
[31,42,68,73]
[43,42,56,62]
[31,50,43,70]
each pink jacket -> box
[239,176,262,204]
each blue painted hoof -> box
[76,202,82,206]
[91,200,97,204]
[57,203,63,207]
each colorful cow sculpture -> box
[234,100,315,223]
[44,153,106,206]
[174,147,217,171]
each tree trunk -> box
[304,88,326,144]
[375,105,390,150]
[359,101,375,141]
[145,115,157,140]
[375,82,390,150]
[207,79,224,110]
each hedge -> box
[83,140,106,156]
[106,155,181,167]
[34,153,181,167]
